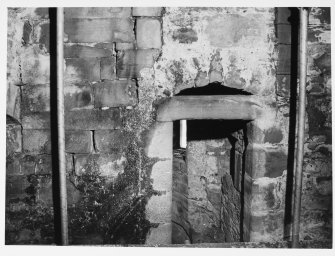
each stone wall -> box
[6,7,332,246]
[302,7,332,241]
[246,7,332,243]
[6,7,163,244]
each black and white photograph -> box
[2,0,334,254]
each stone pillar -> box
[145,121,173,245]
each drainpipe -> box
[57,7,69,245]
[292,7,309,248]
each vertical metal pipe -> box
[180,120,187,148]
[292,7,309,248]
[57,7,68,245]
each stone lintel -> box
[157,95,262,122]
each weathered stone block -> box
[314,52,331,74]
[315,176,332,196]
[34,8,49,18]
[151,160,172,191]
[21,45,50,85]
[64,45,113,58]
[94,130,127,153]
[22,84,50,113]
[100,57,116,80]
[276,7,291,24]
[36,22,50,52]
[204,13,269,48]
[8,154,72,176]
[308,75,327,95]
[246,121,265,144]
[136,18,162,49]
[64,84,93,111]
[307,95,331,137]
[6,175,30,200]
[65,109,121,130]
[67,177,81,205]
[65,58,100,82]
[209,70,223,83]
[64,18,135,43]
[251,178,277,213]
[94,80,136,108]
[310,7,331,25]
[245,145,265,178]
[223,66,246,89]
[36,175,53,205]
[277,44,291,74]
[145,122,173,159]
[74,153,126,179]
[22,112,50,129]
[6,124,22,156]
[65,130,92,153]
[304,157,332,175]
[195,71,209,87]
[146,192,172,223]
[249,212,284,241]
[65,7,131,19]
[115,42,135,51]
[276,74,290,97]
[116,65,141,79]
[132,7,162,17]
[94,42,114,50]
[301,194,331,211]
[117,49,160,66]
[21,154,52,175]
[6,156,21,176]
[7,84,21,122]
[277,24,291,44]
[22,20,32,45]
[22,129,51,154]
[172,27,198,44]
[246,145,287,178]
[145,223,172,245]
[264,127,284,144]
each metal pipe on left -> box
[292,7,309,248]
[56,7,68,245]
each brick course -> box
[65,108,121,130]
[64,45,113,58]
[74,153,126,178]
[65,7,131,19]
[65,18,135,43]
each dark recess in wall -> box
[176,82,252,96]
[173,82,250,242]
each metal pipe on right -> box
[56,7,69,245]
[292,7,309,248]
